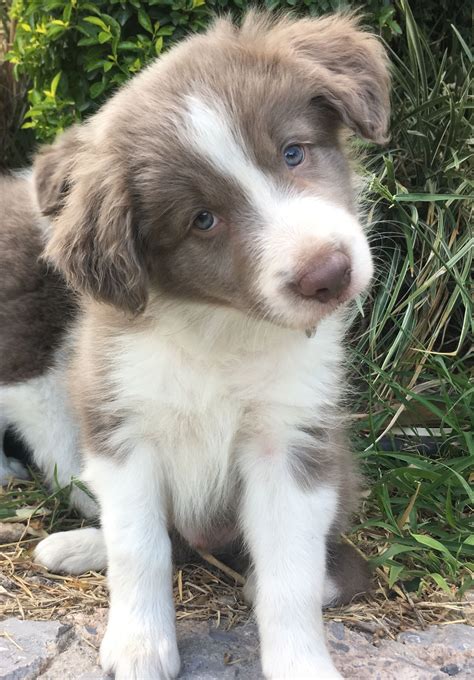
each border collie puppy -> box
[0,12,390,679]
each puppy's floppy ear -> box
[33,126,82,216]
[263,12,391,143]
[36,128,148,314]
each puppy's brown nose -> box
[296,252,351,302]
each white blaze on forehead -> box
[183,95,281,218]
[183,94,373,325]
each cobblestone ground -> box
[1,611,473,679]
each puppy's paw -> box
[100,618,180,680]
[34,528,107,575]
[0,456,29,486]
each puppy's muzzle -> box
[293,251,351,303]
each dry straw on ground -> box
[0,479,471,636]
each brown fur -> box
[243,540,371,608]
[33,127,82,217]
[290,424,361,533]
[63,302,133,459]
[250,11,390,143]
[326,541,372,605]
[0,174,76,384]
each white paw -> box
[34,527,107,574]
[0,456,29,486]
[100,616,180,680]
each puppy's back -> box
[0,173,76,384]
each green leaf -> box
[156,27,175,37]
[388,564,405,588]
[84,16,109,31]
[410,533,451,554]
[155,37,163,55]
[98,31,112,44]
[138,9,153,34]
[118,41,139,51]
[370,544,415,568]
[46,25,67,39]
[99,13,121,37]
[50,72,61,97]
[77,37,100,47]
[89,80,105,99]
[62,3,72,23]
[430,573,452,594]
[393,193,473,202]
[451,24,472,62]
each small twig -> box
[340,533,370,562]
[397,482,421,531]
[79,634,99,651]
[341,534,396,603]
[400,582,426,630]
[196,551,246,586]
[375,615,397,640]
[0,630,23,650]
[415,602,466,609]
[345,619,381,635]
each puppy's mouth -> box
[256,292,345,332]
[257,278,365,332]
[261,246,372,331]
[291,290,349,323]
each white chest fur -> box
[98,306,347,536]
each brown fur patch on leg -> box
[325,541,372,607]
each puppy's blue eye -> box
[283,144,305,167]
[193,211,217,231]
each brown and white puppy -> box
[1,12,390,679]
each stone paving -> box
[1,610,473,679]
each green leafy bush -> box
[7,0,212,141]
[351,1,472,595]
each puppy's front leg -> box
[240,447,343,679]
[84,446,180,680]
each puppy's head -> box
[35,11,390,329]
